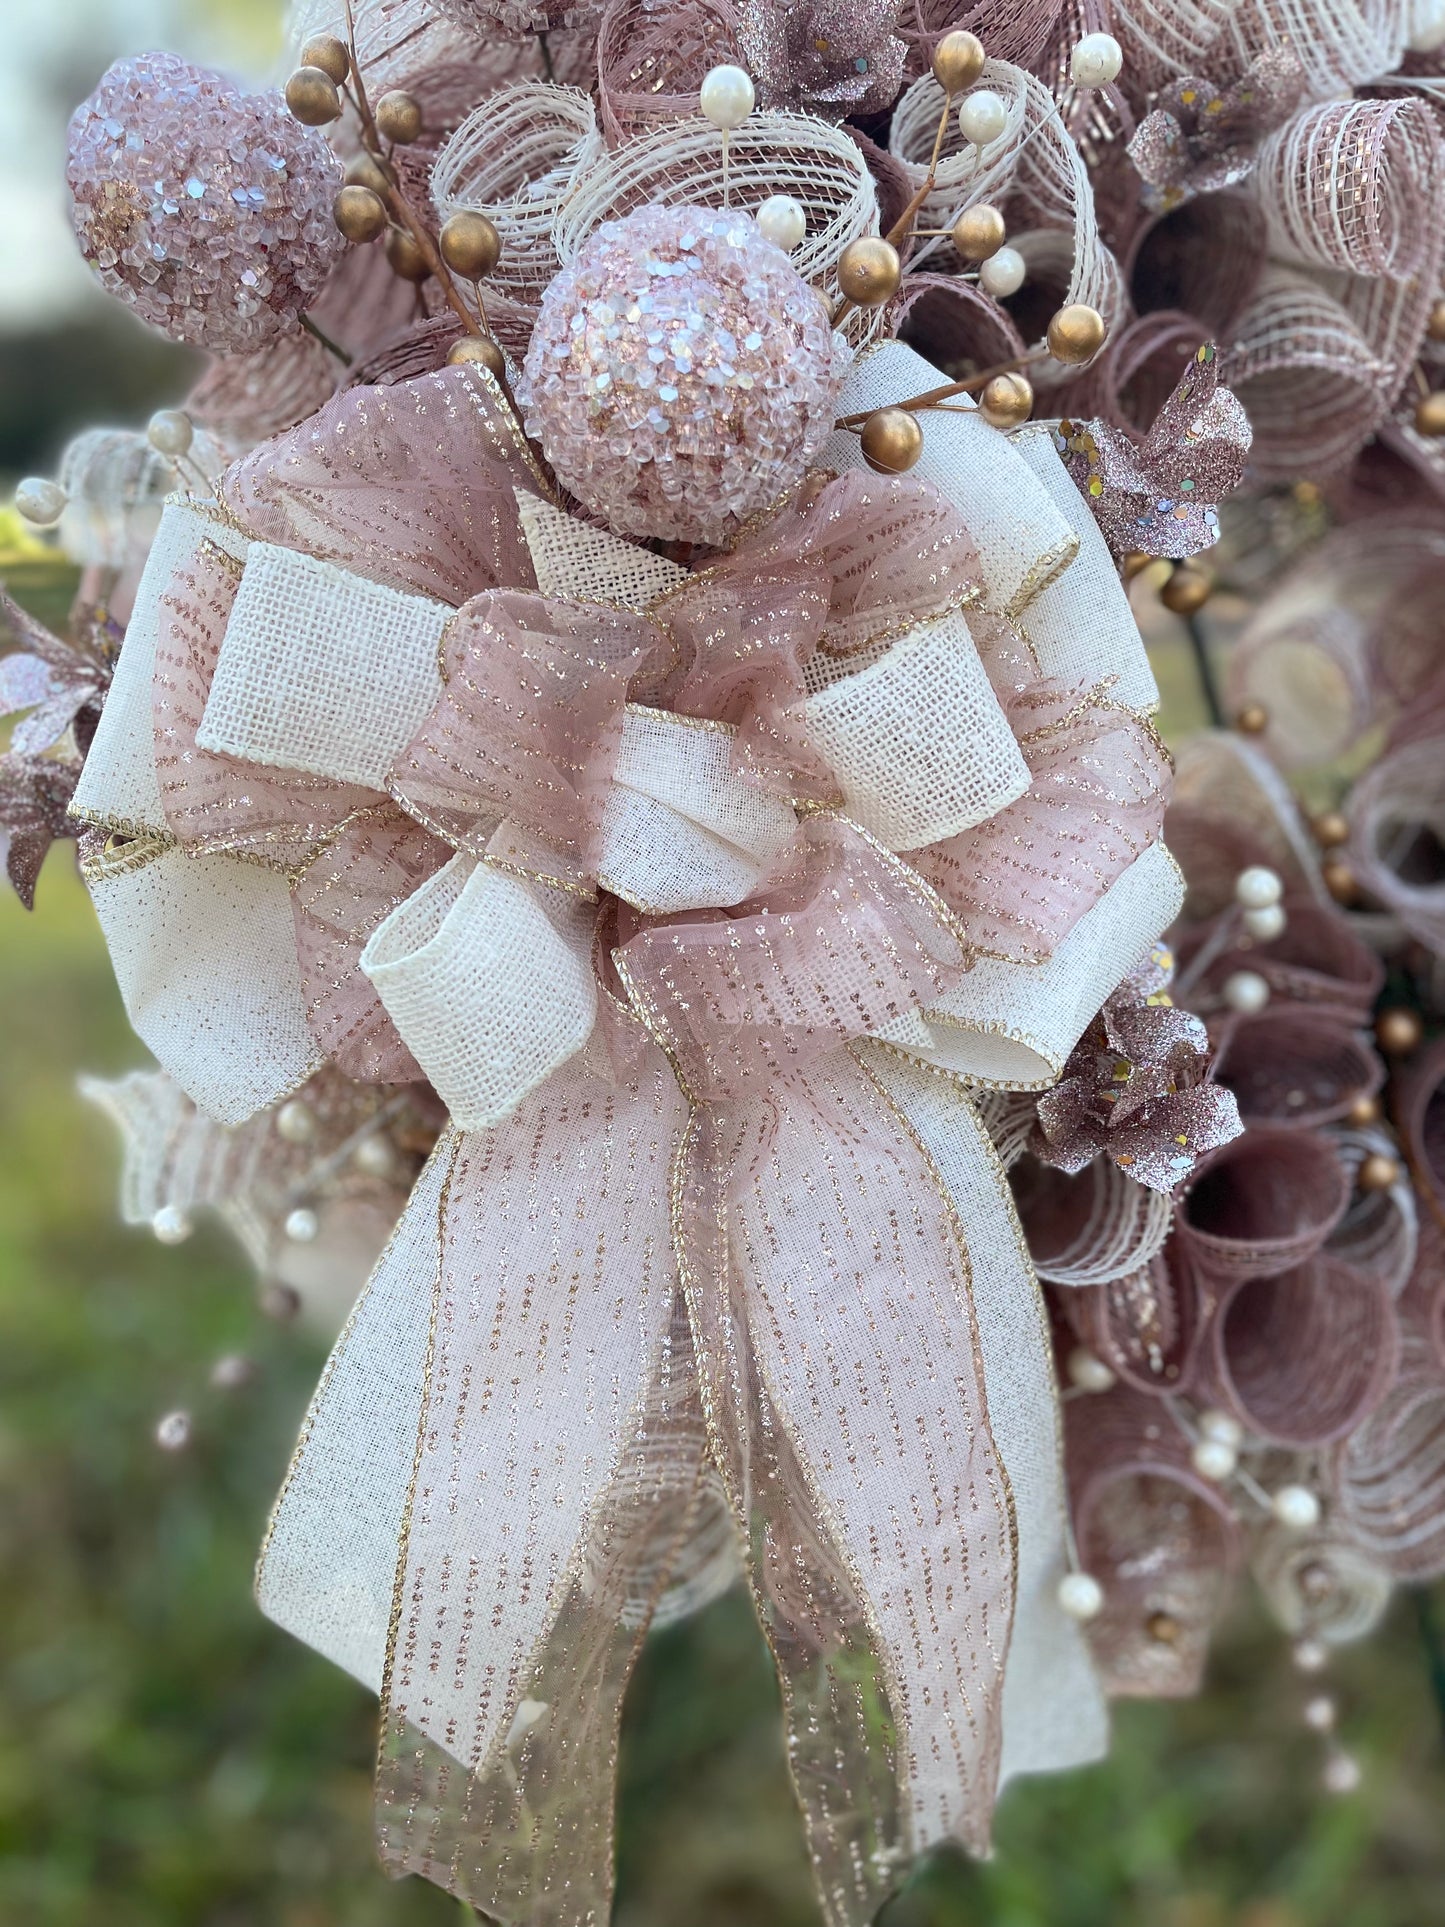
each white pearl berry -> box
[1293,1635,1329,1673]
[1057,1571,1105,1620]
[284,1206,320,1244]
[275,1098,316,1144]
[15,477,68,526]
[505,1696,551,1750]
[1323,1750,1362,1795]
[1199,1408,1243,1448]
[957,89,1008,147]
[352,1132,396,1178]
[152,1205,192,1245]
[1067,1346,1117,1394]
[210,1352,253,1390]
[1235,865,1284,910]
[1191,1437,1238,1482]
[979,245,1025,297]
[1070,32,1124,86]
[147,408,194,458]
[155,1409,192,1452]
[756,193,807,252]
[700,64,756,130]
[1272,1483,1322,1531]
[1304,1694,1337,1732]
[1243,904,1287,942]
[1223,968,1270,1015]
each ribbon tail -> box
[260,1056,696,1925]
[369,1053,689,1922]
[256,1129,457,1685]
[685,1051,1017,1920]
[857,1049,1111,1782]
[376,1286,710,1926]
[672,1099,907,1927]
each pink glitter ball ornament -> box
[518,203,847,546]
[67,53,345,354]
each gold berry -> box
[859,406,924,474]
[1236,701,1269,735]
[931,30,987,94]
[1312,809,1350,849]
[951,203,1006,263]
[836,236,902,307]
[1123,551,1154,581]
[375,89,423,145]
[1160,563,1211,614]
[1346,1093,1382,1127]
[345,151,392,196]
[1146,1611,1181,1645]
[1357,1152,1401,1193]
[299,33,350,84]
[979,371,1033,429]
[384,226,430,282]
[284,66,343,126]
[446,335,507,377]
[333,185,387,244]
[1416,391,1445,438]
[439,211,502,281]
[1376,1007,1423,1055]
[1047,302,1108,365]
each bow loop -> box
[291,804,451,1084]
[661,469,987,804]
[218,363,544,605]
[388,589,664,867]
[616,816,968,1101]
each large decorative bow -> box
[72,350,1181,1925]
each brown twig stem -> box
[299,311,352,364]
[341,0,481,338]
[834,344,1051,427]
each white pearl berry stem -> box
[756,193,807,252]
[699,64,755,130]
[1057,1570,1105,1620]
[1071,32,1124,86]
[15,477,68,526]
[1235,865,1284,910]
[1223,969,1270,1015]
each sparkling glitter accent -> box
[738,0,907,116]
[67,53,344,352]
[1127,48,1305,213]
[1031,944,1242,1193]
[1052,345,1250,562]
[518,202,847,546]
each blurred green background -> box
[2,4,1445,1923]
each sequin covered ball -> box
[518,203,847,546]
[67,53,345,353]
